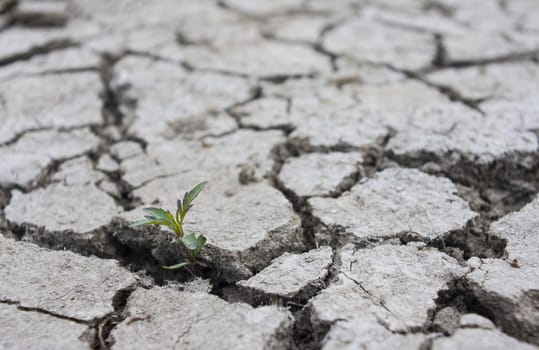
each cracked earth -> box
[0,0,538,349]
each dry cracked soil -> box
[1,0,539,349]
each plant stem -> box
[184,266,197,278]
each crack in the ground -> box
[217,0,331,22]
[0,38,78,67]
[2,4,538,348]
[1,282,138,350]
[0,123,97,148]
[340,270,404,327]
[394,67,484,113]
[93,285,138,350]
[0,298,90,325]
[423,47,539,74]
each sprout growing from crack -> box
[130,181,208,270]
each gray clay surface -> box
[1,0,538,349]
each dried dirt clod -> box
[432,323,538,350]
[0,235,137,322]
[464,196,539,345]
[308,243,468,337]
[0,128,100,188]
[278,152,363,197]
[237,246,333,304]
[322,16,435,71]
[309,167,478,243]
[4,156,122,257]
[0,72,102,144]
[112,56,251,144]
[110,286,294,350]
[321,317,427,350]
[0,303,91,350]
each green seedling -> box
[130,181,208,270]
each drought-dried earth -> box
[1,0,538,349]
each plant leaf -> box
[182,233,198,250]
[142,207,177,228]
[129,219,155,227]
[162,262,191,270]
[194,234,207,256]
[130,219,172,228]
[180,181,207,218]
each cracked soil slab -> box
[111,286,293,350]
[1,0,538,348]
[0,303,90,350]
[237,246,333,303]
[464,196,539,345]
[278,152,363,197]
[0,235,136,322]
[309,168,478,242]
[308,243,467,334]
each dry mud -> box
[1,0,538,349]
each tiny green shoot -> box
[130,181,208,270]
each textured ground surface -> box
[1,0,538,349]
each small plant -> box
[130,181,208,270]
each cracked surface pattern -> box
[309,168,478,242]
[0,303,90,350]
[0,0,538,349]
[308,243,468,333]
[0,235,136,322]
[111,286,293,350]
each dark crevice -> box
[175,30,212,47]
[20,66,98,76]
[373,16,446,35]
[225,91,296,136]
[269,142,319,249]
[95,171,142,212]
[312,42,338,72]
[386,149,539,219]
[0,298,90,325]
[431,33,449,67]
[260,31,338,72]
[427,219,506,262]
[0,126,54,147]
[93,285,137,350]
[422,48,539,73]
[0,187,12,237]
[186,62,321,83]
[0,123,97,148]
[432,278,495,328]
[25,153,92,192]
[7,217,203,286]
[0,0,16,15]
[291,306,333,350]
[259,72,318,83]
[0,38,78,67]
[217,0,328,21]
[288,255,340,350]
[422,1,456,17]
[124,49,187,69]
[88,52,150,211]
[393,67,484,113]
[427,277,496,337]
